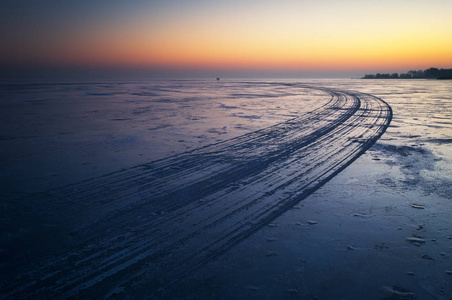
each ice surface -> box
[1,79,451,299]
[0,80,326,195]
[168,79,452,299]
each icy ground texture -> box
[170,79,452,300]
[0,80,325,195]
[0,80,393,298]
[1,79,451,299]
[323,79,452,199]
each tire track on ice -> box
[2,84,392,299]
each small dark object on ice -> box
[406,237,425,243]
[421,254,434,260]
[380,285,415,299]
[286,288,299,295]
[410,204,424,209]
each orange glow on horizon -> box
[49,33,451,73]
[2,1,451,75]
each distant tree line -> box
[362,67,452,79]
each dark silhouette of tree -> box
[424,67,440,78]
[399,73,411,78]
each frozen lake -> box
[1,80,328,195]
[1,79,451,298]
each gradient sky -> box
[1,0,451,78]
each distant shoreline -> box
[361,77,452,80]
[362,67,452,80]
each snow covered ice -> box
[1,79,451,299]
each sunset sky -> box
[1,0,451,78]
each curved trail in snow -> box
[3,84,392,298]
